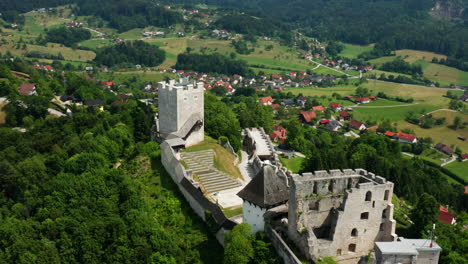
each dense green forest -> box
[175,51,253,76]
[42,26,91,47]
[94,41,166,67]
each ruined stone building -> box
[157,79,204,146]
[287,169,397,261]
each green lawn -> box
[78,39,111,50]
[444,161,468,183]
[352,103,439,122]
[223,206,243,218]
[278,156,305,173]
[182,136,243,180]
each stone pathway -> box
[181,150,241,193]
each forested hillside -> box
[0,60,224,263]
[175,0,468,63]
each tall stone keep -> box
[157,79,204,147]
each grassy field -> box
[424,63,468,87]
[278,156,305,173]
[0,102,6,124]
[182,136,243,180]
[367,49,467,87]
[362,99,412,107]
[395,49,447,63]
[0,43,96,62]
[396,110,468,152]
[444,161,468,183]
[338,43,373,58]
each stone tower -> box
[157,79,204,147]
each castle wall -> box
[288,169,396,261]
[243,201,267,233]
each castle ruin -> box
[287,169,397,261]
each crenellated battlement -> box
[158,79,204,93]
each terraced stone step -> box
[205,183,242,193]
[201,177,235,186]
[203,180,240,189]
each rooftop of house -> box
[237,165,289,208]
[376,238,441,255]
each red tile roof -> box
[271,104,281,109]
[385,131,396,137]
[339,110,350,117]
[460,154,468,160]
[439,206,456,225]
[465,186,468,194]
[367,125,379,130]
[396,132,417,142]
[355,97,370,102]
[312,105,325,111]
[319,119,330,124]
[299,111,317,123]
[19,83,35,95]
[259,96,273,105]
[329,102,342,108]
[349,120,365,130]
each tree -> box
[224,223,254,264]
[452,116,462,130]
[410,193,438,237]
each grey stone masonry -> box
[287,169,397,262]
[158,79,204,147]
[181,150,241,193]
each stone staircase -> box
[181,150,241,193]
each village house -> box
[349,120,366,131]
[375,238,441,264]
[339,110,351,121]
[354,97,371,104]
[299,111,317,123]
[327,120,343,131]
[435,143,453,156]
[259,96,274,106]
[384,131,417,144]
[269,125,287,143]
[312,105,325,112]
[396,132,418,144]
[459,154,468,161]
[296,96,307,107]
[329,102,343,112]
[19,83,37,95]
[439,206,456,225]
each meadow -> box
[444,161,468,183]
[338,43,373,58]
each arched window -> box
[351,228,358,237]
[347,178,352,189]
[365,191,372,201]
[328,180,334,193]
[348,244,356,252]
[313,182,318,194]
[384,190,390,201]
[372,201,375,208]
[382,209,387,219]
